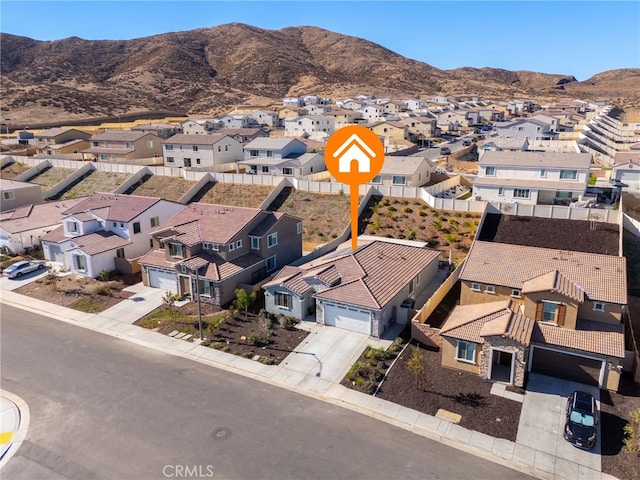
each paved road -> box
[1,305,535,480]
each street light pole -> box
[195,269,203,340]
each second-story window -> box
[67,221,79,233]
[251,237,260,250]
[150,217,159,228]
[250,149,259,157]
[165,144,173,151]
[560,169,577,180]
[133,222,141,234]
[236,240,242,249]
[485,166,496,176]
[169,243,185,258]
[267,233,278,248]
[593,302,605,312]
[193,145,198,152]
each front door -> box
[179,275,191,297]
[490,350,513,383]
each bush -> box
[346,362,370,382]
[406,228,417,240]
[98,269,110,282]
[278,315,299,330]
[402,206,413,213]
[248,331,272,346]
[418,210,427,217]
[623,407,640,452]
[241,351,254,359]
[93,283,112,296]
[258,356,275,365]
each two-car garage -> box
[323,303,372,335]
[147,268,178,293]
[529,346,604,387]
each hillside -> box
[1,23,639,124]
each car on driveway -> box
[564,390,598,449]
[3,260,46,279]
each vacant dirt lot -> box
[1,161,32,179]
[28,167,75,188]
[57,170,130,199]
[125,174,196,201]
[191,181,274,208]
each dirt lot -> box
[57,170,129,199]
[190,181,274,208]
[14,271,139,312]
[136,299,309,365]
[28,167,75,188]
[125,174,196,201]
[359,196,481,264]
[0,161,32,179]
[479,213,620,255]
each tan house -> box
[369,156,434,187]
[35,128,91,158]
[368,121,408,141]
[440,241,626,391]
[399,117,438,141]
[0,179,44,213]
[82,130,163,163]
[278,107,306,121]
[138,203,303,306]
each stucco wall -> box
[440,337,480,374]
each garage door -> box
[530,346,603,387]
[148,268,178,293]
[324,303,371,335]
[618,171,640,192]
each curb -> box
[0,389,30,470]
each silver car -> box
[3,260,46,278]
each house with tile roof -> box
[138,203,302,306]
[367,121,408,142]
[41,193,185,277]
[495,117,556,140]
[263,240,441,337]
[35,128,91,158]
[472,151,592,205]
[368,156,434,187]
[238,153,325,178]
[439,240,627,390]
[162,133,243,168]
[0,179,44,213]
[284,116,335,140]
[612,152,640,194]
[81,130,163,163]
[0,198,83,254]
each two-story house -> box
[612,153,640,193]
[284,116,335,139]
[0,179,44,213]
[216,128,268,145]
[367,121,408,142]
[263,240,441,337]
[368,156,434,187]
[399,117,438,140]
[360,105,385,122]
[248,110,279,128]
[325,108,363,129]
[495,118,556,140]
[239,153,325,177]
[41,193,185,277]
[35,128,91,157]
[81,131,163,163]
[472,151,592,205]
[162,134,242,168]
[138,203,303,306]
[439,239,626,391]
[217,115,260,130]
[180,119,222,135]
[130,123,182,139]
[243,137,307,162]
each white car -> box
[3,260,46,279]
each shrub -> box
[623,407,640,453]
[444,233,457,245]
[93,283,112,296]
[418,210,427,217]
[248,331,271,346]
[278,315,299,330]
[381,198,390,206]
[402,206,413,213]
[258,356,275,365]
[387,205,397,213]
[241,351,254,359]
[406,345,426,390]
[406,228,417,240]
[98,269,110,282]
[346,361,370,382]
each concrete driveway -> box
[517,373,600,476]
[0,267,49,291]
[280,323,390,383]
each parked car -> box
[3,260,46,279]
[440,147,451,155]
[564,390,598,449]
[462,140,472,146]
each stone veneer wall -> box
[480,337,528,387]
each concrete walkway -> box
[0,284,620,480]
[0,390,29,470]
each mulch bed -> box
[137,301,310,365]
[479,213,620,255]
[600,373,640,480]
[375,341,522,441]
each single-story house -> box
[1,179,44,213]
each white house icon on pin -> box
[332,133,376,173]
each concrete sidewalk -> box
[0,287,619,480]
[0,390,29,470]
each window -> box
[540,168,547,177]
[169,243,185,258]
[150,239,154,248]
[251,237,260,250]
[266,151,273,158]
[266,255,277,273]
[125,142,132,149]
[225,145,228,151]
[3,191,15,200]
[250,149,259,157]
[120,223,124,228]
[192,145,198,152]
[67,221,79,233]
[556,191,572,199]
[542,302,558,322]
[267,233,278,248]
[93,141,99,147]
[275,292,292,309]
[100,154,108,161]
[166,157,175,163]
[560,169,577,180]
[147,140,154,148]
[133,222,141,234]
[236,240,242,249]
[513,189,530,198]
[471,282,481,291]
[198,279,211,296]
[116,248,125,258]
[282,167,293,176]
[511,289,521,298]
[229,243,235,252]
[165,145,173,151]
[196,158,201,165]
[456,341,476,364]
[296,222,302,235]
[593,302,605,312]
[218,146,221,152]
[150,217,159,228]
[392,176,406,185]
[74,255,86,271]
[261,166,270,174]
[371,175,382,184]
[485,285,496,294]
[485,166,496,176]
[498,187,504,196]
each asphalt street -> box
[1,305,535,480]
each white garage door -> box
[618,171,640,191]
[148,268,178,293]
[324,303,371,335]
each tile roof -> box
[81,147,134,154]
[459,241,627,304]
[137,249,177,270]
[522,270,585,302]
[1,178,41,191]
[71,231,131,255]
[41,225,67,242]
[532,319,624,358]
[613,152,640,167]
[472,176,586,191]
[162,133,230,145]
[0,198,83,233]
[379,156,427,175]
[46,139,87,149]
[36,127,87,138]
[244,137,304,150]
[62,193,163,222]
[478,151,592,168]
[90,130,152,142]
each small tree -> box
[235,288,256,320]
[406,345,427,390]
[44,271,60,291]
[623,407,640,453]
[98,269,110,282]
[588,210,601,231]
[162,290,179,319]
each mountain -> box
[1,23,638,124]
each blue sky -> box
[1,1,638,81]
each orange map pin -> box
[324,125,385,250]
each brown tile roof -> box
[613,152,640,167]
[90,131,152,142]
[159,220,201,247]
[0,198,83,233]
[41,225,67,242]
[478,151,592,168]
[460,241,626,305]
[162,133,230,145]
[137,249,177,270]
[532,319,624,358]
[441,301,514,343]
[71,231,131,255]
[62,193,164,222]
[315,278,380,308]
[522,270,585,302]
